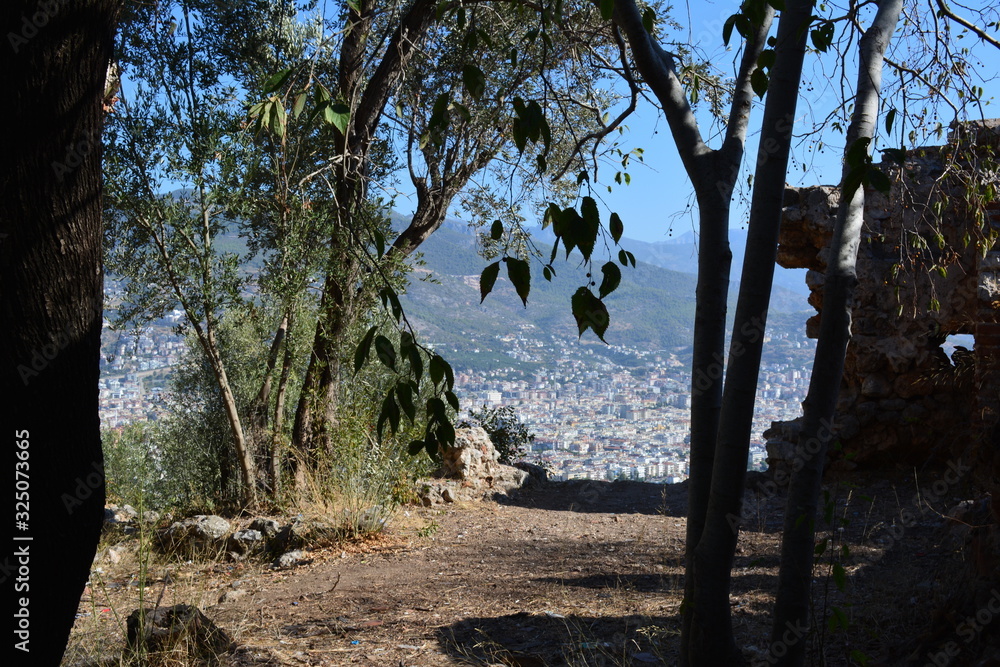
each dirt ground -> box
[65,470,991,666]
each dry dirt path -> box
[69,473,975,666]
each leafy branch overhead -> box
[478,194,633,343]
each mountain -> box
[401,223,698,358]
[531,224,811,297]
[398,216,814,370]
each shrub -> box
[465,405,534,465]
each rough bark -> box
[687,0,813,662]
[769,3,902,664]
[0,2,118,664]
[291,0,438,457]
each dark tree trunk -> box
[0,2,118,664]
[687,0,813,662]
[769,3,902,664]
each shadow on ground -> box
[500,479,689,518]
[437,611,680,666]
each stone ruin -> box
[417,425,538,505]
[766,120,1000,482]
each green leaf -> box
[377,388,400,439]
[397,382,416,423]
[757,48,776,70]
[751,68,769,98]
[846,136,872,167]
[625,250,636,268]
[578,196,601,261]
[542,265,553,281]
[598,261,622,298]
[292,92,306,119]
[885,108,896,134]
[408,345,423,384]
[571,287,610,342]
[323,102,350,134]
[867,167,892,193]
[618,248,629,266]
[609,212,624,243]
[811,21,835,52]
[374,335,396,370]
[380,286,403,321]
[505,256,531,307]
[462,64,486,100]
[408,440,425,456]
[445,390,460,412]
[832,563,847,591]
[814,538,828,555]
[263,68,292,94]
[881,147,907,165]
[490,219,503,240]
[480,261,501,303]
[429,354,453,389]
[600,0,615,20]
[642,7,656,32]
[828,605,848,631]
[723,14,738,46]
[354,326,378,374]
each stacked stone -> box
[768,122,1000,473]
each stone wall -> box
[767,121,1000,475]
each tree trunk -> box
[271,310,296,495]
[687,0,813,662]
[203,323,257,506]
[769,3,902,664]
[0,2,118,664]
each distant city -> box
[99,275,816,484]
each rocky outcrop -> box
[417,426,533,505]
[769,120,1000,473]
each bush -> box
[464,405,534,465]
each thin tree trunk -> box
[688,0,813,662]
[271,310,296,495]
[1,2,118,664]
[770,3,902,664]
[203,323,257,506]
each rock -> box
[861,374,892,398]
[273,550,309,569]
[158,515,232,557]
[126,604,233,663]
[104,545,128,565]
[272,517,342,553]
[248,517,280,539]
[417,426,530,506]
[226,529,264,561]
[218,588,248,604]
[514,461,548,484]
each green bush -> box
[464,405,534,465]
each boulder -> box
[248,517,280,539]
[417,426,531,506]
[158,515,231,558]
[226,529,264,561]
[126,604,233,664]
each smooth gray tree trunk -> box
[769,3,903,664]
[687,0,813,662]
[607,2,772,662]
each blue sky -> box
[588,0,1000,244]
[396,0,997,245]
